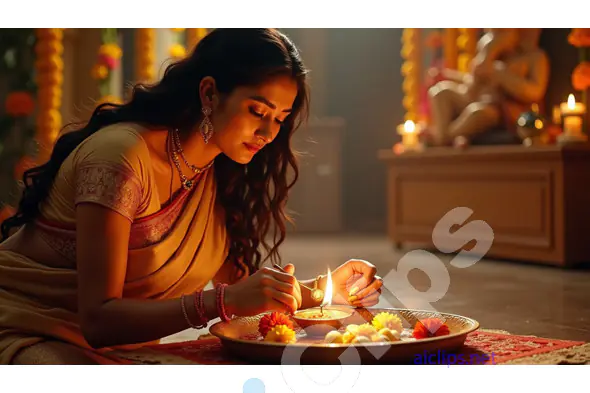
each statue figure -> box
[427,28,550,146]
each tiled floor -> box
[165,234,590,343]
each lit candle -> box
[560,94,586,138]
[293,268,351,336]
[397,120,420,150]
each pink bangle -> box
[192,291,208,329]
[216,283,231,322]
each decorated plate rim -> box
[209,307,480,349]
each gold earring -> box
[200,106,214,144]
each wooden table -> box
[378,144,590,267]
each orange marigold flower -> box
[568,28,590,48]
[258,312,294,337]
[572,61,590,91]
[169,43,186,59]
[412,318,450,339]
[5,91,35,117]
[264,325,297,344]
[98,43,123,60]
[36,109,62,130]
[91,64,109,80]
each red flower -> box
[568,28,590,48]
[412,318,451,339]
[5,91,35,117]
[98,54,119,70]
[572,61,590,91]
[258,312,294,337]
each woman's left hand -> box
[330,259,383,307]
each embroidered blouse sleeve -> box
[73,127,150,222]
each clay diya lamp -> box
[292,268,352,336]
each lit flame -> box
[321,268,332,307]
[568,94,576,110]
[404,120,416,133]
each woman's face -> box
[207,75,298,164]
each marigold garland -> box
[456,28,478,73]
[573,61,590,91]
[169,28,187,60]
[92,28,123,107]
[568,28,590,132]
[34,28,65,164]
[135,28,155,83]
[443,28,458,69]
[568,28,590,48]
[401,28,421,122]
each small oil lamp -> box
[293,268,352,336]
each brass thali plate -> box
[210,307,479,365]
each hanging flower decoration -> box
[136,28,155,82]
[0,29,38,211]
[568,28,590,48]
[569,28,590,132]
[457,28,478,73]
[34,28,65,164]
[92,29,123,106]
[400,28,421,122]
[572,61,590,91]
[169,28,187,60]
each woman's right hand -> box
[224,264,302,317]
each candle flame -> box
[568,94,576,109]
[404,120,416,133]
[321,268,332,307]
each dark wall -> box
[325,29,404,232]
[540,28,579,111]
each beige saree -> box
[0,123,238,364]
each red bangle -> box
[216,283,231,322]
[192,291,208,329]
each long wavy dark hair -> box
[1,28,310,277]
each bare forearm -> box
[82,290,219,349]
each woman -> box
[0,28,383,364]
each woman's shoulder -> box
[74,122,151,164]
[67,122,155,221]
